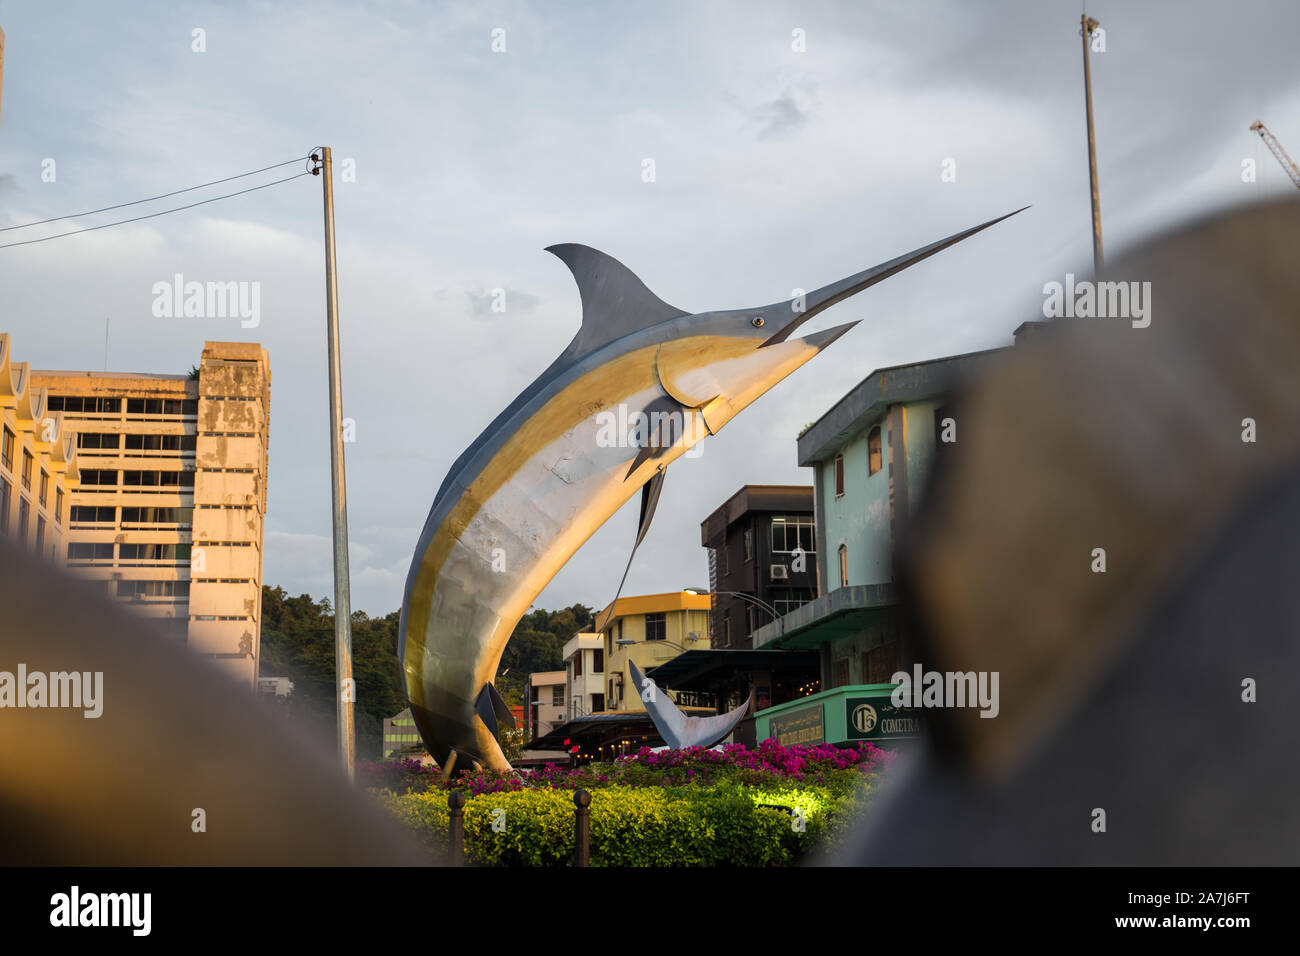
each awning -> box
[527,712,663,752]
[645,648,819,689]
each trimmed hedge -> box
[376,778,875,866]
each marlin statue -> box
[399,208,1025,773]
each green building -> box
[751,346,1006,748]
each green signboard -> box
[769,702,824,747]
[844,696,922,742]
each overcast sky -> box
[1,1,1297,616]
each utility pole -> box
[1080,14,1104,273]
[312,147,355,780]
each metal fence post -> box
[448,790,465,866]
[573,789,591,867]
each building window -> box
[644,612,666,641]
[772,589,815,616]
[18,498,31,541]
[70,505,116,524]
[35,516,45,553]
[123,433,197,451]
[39,471,49,509]
[833,659,850,687]
[573,652,583,677]
[79,469,119,487]
[834,453,845,497]
[551,686,564,706]
[868,426,883,476]
[592,693,604,712]
[67,542,114,561]
[743,528,753,562]
[592,648,603,673]
[1,427,14,471]
[48,396,121,414]
[838,544,848,588]
[117,580,191,599]
[119,542,191,562]
[77,432,120,450]
[745,606,756,638]
[771,515,815,555]
[122,470,195,488]
[863,643,904,685]
[21,450,33,491]
[55,488,63,523]
[0,477,10,533]
[126,398,192,416]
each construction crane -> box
[1250,120,1300,190]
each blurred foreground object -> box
[0,544,427,864]
[834,199,1300,865]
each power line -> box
[0,171,312,250]
[0,155,311,232]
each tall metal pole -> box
[317,147,355,780]
[1081,14,1104,273]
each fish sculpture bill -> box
[628,661,751,750]
[399,208,1026,773]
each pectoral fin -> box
[475,682,516,735]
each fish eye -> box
[751,316,765,328]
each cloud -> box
[752,90,812,141]
[5,0,1300,621]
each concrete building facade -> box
[749,346,1010,750]
[562,631,605,719]
[31,341,270,688]
[700,485,817,649]
[528,670,567,738]
[383,707,423,758]
[753,347,1004,686]
[0,334,79,563]
[598,591,712,712]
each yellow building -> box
[29,341,270,689]
[0,334,79,562]
[598,591,712,712]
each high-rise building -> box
[0,334,79,563]
[31,341,270,688]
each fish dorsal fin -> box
[546,244,687,357]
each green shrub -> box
[379,777,878,866]
[462,789,576,866]
[373,789,450,855]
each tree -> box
[258,588,594,722]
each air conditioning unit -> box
[770,564,789,580]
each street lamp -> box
[683,586,783,637]
[613,635,699,652]
[610,635,700,711]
